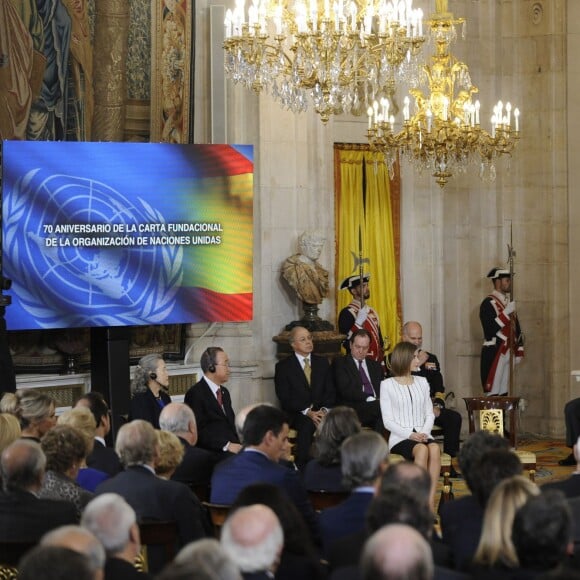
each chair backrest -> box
[202,503,232,538]
[463,396,520,448]
[307,490,350,512]
[138,520,178,572]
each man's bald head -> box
[0,439,45,492]
[221,505,283,573]
[362,524,434,580]
[402,321,423,348]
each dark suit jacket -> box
[303,460,346,492]
[87,439,123,477]
[210,449,320,542]
[332,355,383,429]
[129,389,171,429]
[319,490,374,554]
[0,489,78,542]
[542,473,580,499]
[184,378,239,452]
[104,557,152,580]
[439,494,484,570]
[96,465,207,548]
[170,436,216,487]
[275,353,335,416]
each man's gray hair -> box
[160,403,196,434]
[341,430,389,489]
[221,505,284,573]
[41,525,106,575]
[0,439,46,492]
[361,524,434,580]
[115,419,157,466]
[173,539,242,580]
[81,493,136,556]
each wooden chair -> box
[203,502,232,538]
[463,396,536,478]
[138,520,178,572]
[307,490,350,512]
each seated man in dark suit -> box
[332,329,383,432]
[210,405,320,543]
[184,347,242,457]
[159,402,216,493]
[274,325,335,468]
[75,392,123,477]
[96,420,208,573]
[82,493,152,580]
[0,439,78,544]
[319,431,389,555]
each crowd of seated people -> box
[3,341,580,580]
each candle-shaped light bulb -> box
[514,108,520,132]
[426,108,432,133]
[474,100,480,125]
[389,114,395,132]
[491,115,497,138]
[403,96,410,121]
[368,106,373,130]
[505,102,512,126]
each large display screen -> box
[2,141,254,330]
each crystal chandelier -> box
[223,0,427,123]
[367,1,520,187]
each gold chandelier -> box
[223,0,427,122]
[367,1,520,187]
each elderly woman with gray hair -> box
[129,353,172,428]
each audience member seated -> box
[129,354,172,429]
[327,461,450,573]
[442,445,522,571]
[155,430,185,480]
[221,505,284,580]
[559,398,580,466]
[210,405,319,543]
[159,402,216,489]
[380,341,441,510]
[542,435,580,499]
[319,430,388,554]
[0,412,21,453]
[303,406,361,493]
[82,493,153,580]
[158,538,242,580]
[1,389,57,441]
[232,483,327,580]
[96,420,209,573]
[470,475,539,579]
[18,545,95,580]
[184,347,241,457]
[0,439,78,542]
[361,524,434,580]
[39,425,94,517]
[275,325,335,469]
[512,491,573,577]
[75,392,123,476]
[58,407,109,492]
[40,525,106,580]
[332,329,384,432]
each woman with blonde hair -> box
[0,389,56,440]
[380,341,440,510]
[471,474,540,575]
[58,406,108,491]
[155,429,184,479]
[0,413,21,453]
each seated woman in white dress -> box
[380,341,441,510]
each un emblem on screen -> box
[3,169,182,328]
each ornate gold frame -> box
[150,0,194,143]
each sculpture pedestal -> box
[272,329,346,362]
